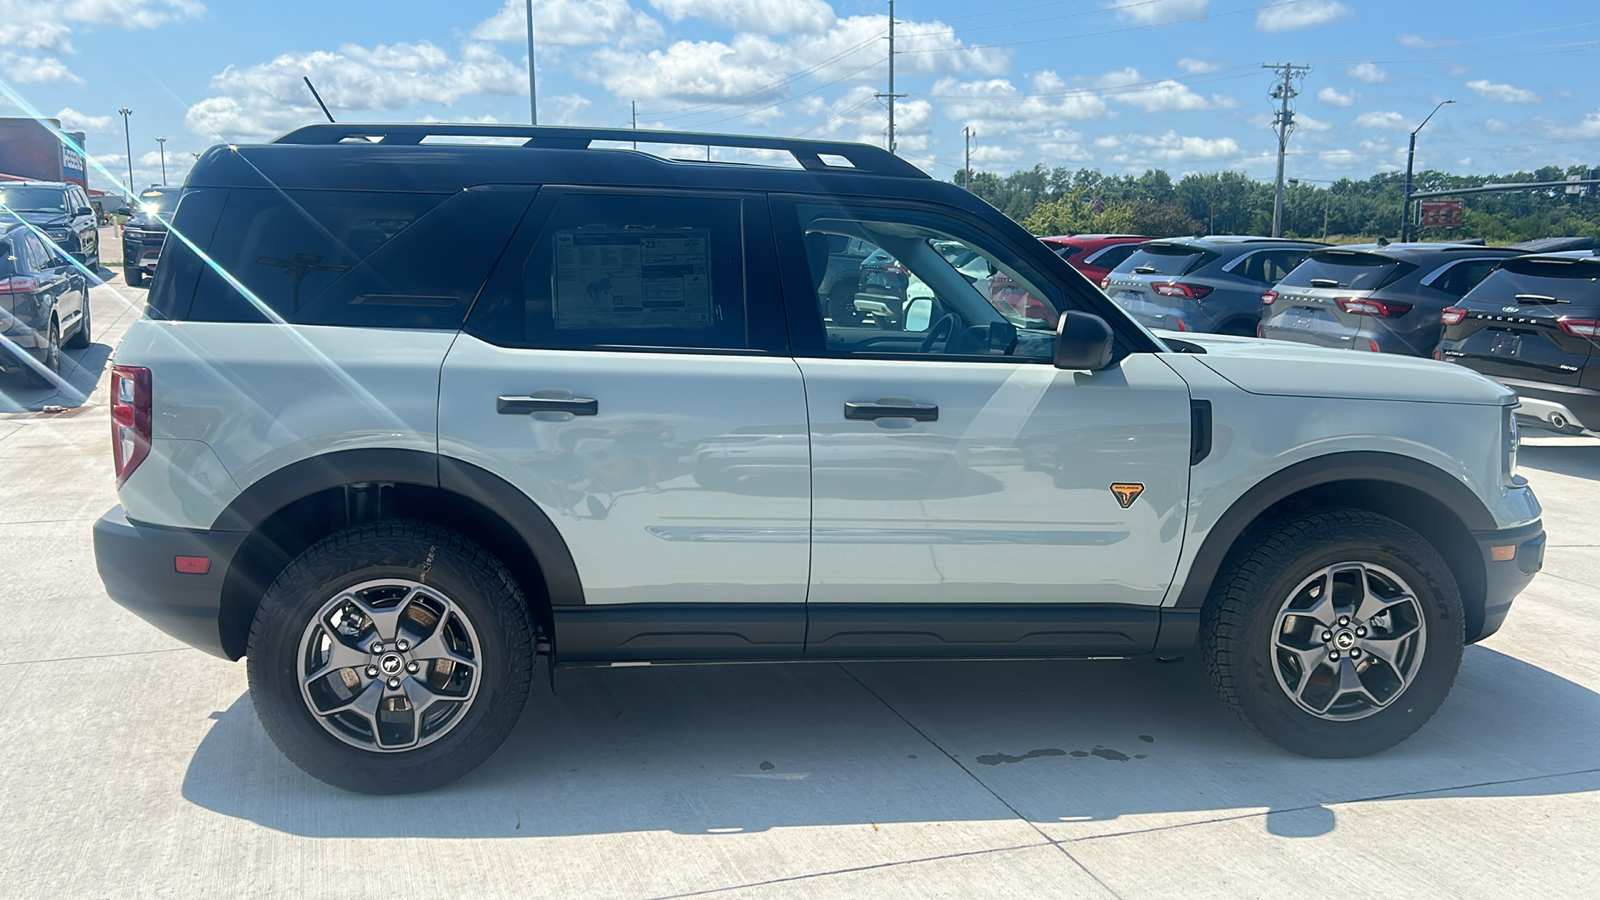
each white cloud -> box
[1353,110,1408,130]
[186,41,524,139]
[1121,130,1240,162]
[53,106,111,131]
[648,0,834,34]
[1109,0,1207,25]
[0,0,204,53]
[1,52,82,84]
[471,0,663,47]
[932,74,1109,138]
[1347,62,1389,84]
[1256,0,1349,32]
[1317,86,1356,107]
[1483,118,1509,134]
[1096,67,1209,112]
[1398,32,1455,49]
[1466,79,1539,104]
[1176,58,1220,75]
[1296,114,1332,132]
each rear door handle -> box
[843,400,938,422]
[497,395,599,416]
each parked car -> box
[1262,243,1521,356]
[1040,234,1151,285]
[1437,250,1600,432]
[118,186,180,288]
[0,181,99,269]
[0,219,92,386]
[1102,236,1321,335]
[94,124,1541,794]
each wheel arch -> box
[1177,451,1496,640]
[213,449,582,660]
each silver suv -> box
[93,125,1544,794]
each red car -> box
[1040,234,1151,285]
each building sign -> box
[1418,199,1464,228]
[61,144,86,187]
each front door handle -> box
[497,395,599,416]
[844,400,938,422]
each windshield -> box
[1464,257,1600,309]
[135,190,179,218]
[1280,250,1407,290]
[1118,243,1213,276]
[0,186,68,213]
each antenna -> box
[303,77,336,123]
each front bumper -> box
[1470,519,1545,642]
[92,505,247,660]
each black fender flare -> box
[1173,450,1496,609]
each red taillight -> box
[111,366,152,487]
[1261,290,1278,306]
[1440,307,1467,326]
[1175,318,1188,332]
[1558,318,1600,337]
[1367,339,1380,352]
[1337,297,1413,318]
[1151,281,1213,300]
[0,276,39,293]
[174,556,211,575]
[1433,350,1443,360]
[1099,276,1111,290]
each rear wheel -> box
[1202,508,1464,757]
[246,521,535,793]
[24,319,60,388]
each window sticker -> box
[553,229,712,329]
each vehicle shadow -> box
[182,646,1600,839]
[1518,442,1600,481]
[0,339,113,413]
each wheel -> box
[65,295,91,349]
[124,268,144,287]
[1219,319,1259,337]
[1201,508,1464,758]
[826,283,857,323]
[24,319,60,388]
[246,521,536,793]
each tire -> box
[124,268,144,287]
[1201,508,1464,758]
[246,521,536,793]
[1218,318,1259,337]
[24,319,60,388]
[64,295,91,349]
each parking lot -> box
[1,278,1597,899]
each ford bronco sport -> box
[93,125,1544,794]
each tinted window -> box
[1280,250,1411,290]
[1463,257,1600,311]
[1119,243,1216,276]
[147,189,226,320]
[1048,243,1084,261]
[467,192,760,352]
[1426,258,1502,298]
[0,240,12,277]
[0,186,67,213]
[187,188,526,328]
[1086,243,1136,269]
[1235,248,1310,284]
[24,233,48,269]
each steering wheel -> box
[919,313,957,353]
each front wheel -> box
[1202,508,1464,757]
[124,268,144,287]
[246,521,535,793]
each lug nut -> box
[407,662,419,674]
[397,640,409,651]
[366,666,379,677]
[1350,648,1362,658]
[1321,630,1333,642]
[1329,651,1340,661]
[370,642,384,654]
[1338,616,1350,626]
[387,678,401,688]
[1356,627,1368,637]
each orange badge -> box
[1110,483,1145,509]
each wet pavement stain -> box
[1090,747,1131,762]
[758,761,775,771]
[1069,750,1090,758]
[1138,735,1155,743]
[976,748,1069,766]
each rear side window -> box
[1464,257,1600,310]
[0,240,13,277]
[1232,249,1310,284]
[184,188,529,328]
[1280,250,1413,291]
[1085,243,1137,269]
[1119,243,1217,276]
[1425,258,1502,298]
[1048,243,1084,261]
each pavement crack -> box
[0,647,189,667]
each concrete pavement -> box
[0,279,1596,898]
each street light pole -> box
[1401,99,1455,242]
[156,137,167,184]
[117,108,134,196]
[525,0,538,125]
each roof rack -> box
[271,123,928,179]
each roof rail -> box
[270,123,928,179]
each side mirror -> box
[1054,311,1115,371]
[904,297,932,332]
[76,207,93,217]
[115,207,132,217]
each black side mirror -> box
[76,207,93,217]
[1053,311,1115,371]
[115,207,132,217]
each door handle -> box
[497,395,599,416]
[843,400,938,422]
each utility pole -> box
[1400,99,1455,242]
[156,137,167,184]
[525,0,538,125]
[631,100,637,150]
[117,108,134,195]
[1263,62,1309,238]
[875,0,905,154]
[963,127,973,189]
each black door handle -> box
[844,400,938,422]
[497,395,599,416]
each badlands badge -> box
[1110,483,1145,509]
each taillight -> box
[0,276,39,293]
[1261,290,1278,306]
[1151,282,1213,300]
[1558,318,1600,337]
[1367,339,1380,352]
[1337,297,1413,318]
[110,366,152,487]
[1099,276,1111,290]
[1175,318,1188,332]
[1440,307,1467,326]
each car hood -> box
[1155,331,1515,407]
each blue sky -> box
[3,0,1596,195]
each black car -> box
[0,181,99,269]
[1262,243,1521,356]
[0,220,92,386]
[119,186,179,287]
[1437,251,1600,432]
